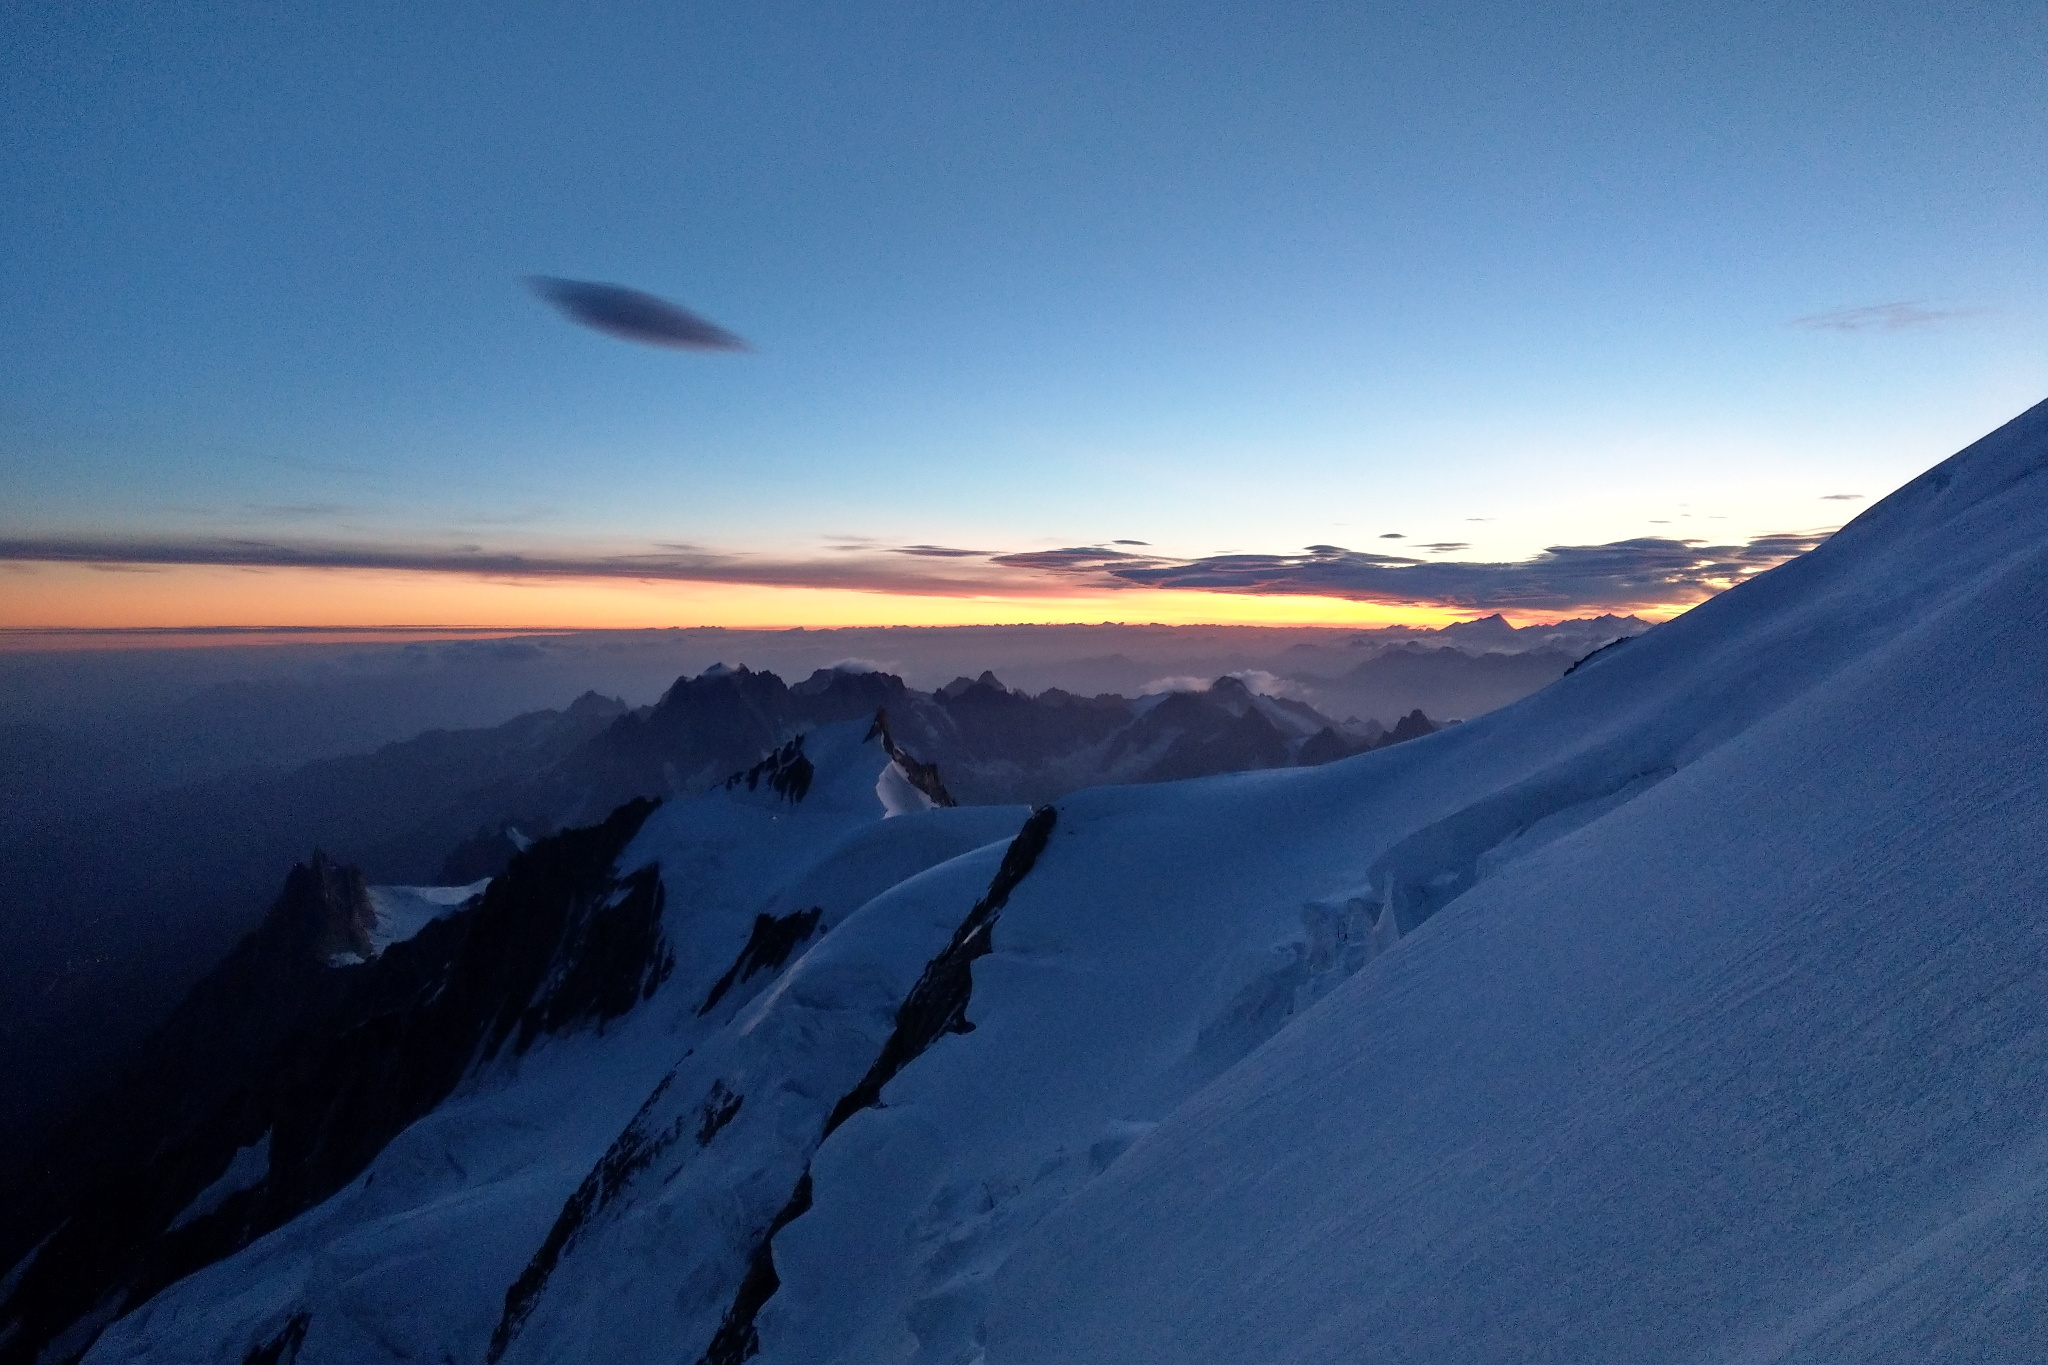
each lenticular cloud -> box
[526,277,751,352]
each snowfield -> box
[72,397,2048,1364]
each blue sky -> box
[2,0,2044,623]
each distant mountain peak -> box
[937,670,1011,701]
[562,691,628,722]
[1438,613,1521,645]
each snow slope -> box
[69,397,2048,1365]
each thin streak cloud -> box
[0,536,1002,597]
[243,502,352,520]
[1789,301,1990,333]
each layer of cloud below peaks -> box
[0,528,1834,613]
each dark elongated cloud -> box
[2,526,1832,612]
[989,546,1160,573]
[1022,533,1835,611]
[527,277,751,351]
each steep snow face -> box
[79,721,1029,1365]
[742,401,2048,1365]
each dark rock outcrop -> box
[1563,633,1634,675]
[822,804,1058,1136]
[241,1311,309,1365]
[865,708,957,807]
[724,736,817,804]
[697,1173,814,1365]
[699,908,825,1016]
[491,1069,694,1362]
[288,851,378,962]
[697,1082,745,1147]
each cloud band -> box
[0,528,1832,613]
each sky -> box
[2,0,2044,630]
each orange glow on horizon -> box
[0,561,1685,641]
